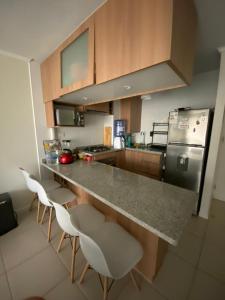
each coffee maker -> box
[113,120,126,149]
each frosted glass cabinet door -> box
[61,31,88,88]
[59,17,94,94]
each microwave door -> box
[56,108,75,126]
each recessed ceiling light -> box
[82,96,88,101]
[123,85,132,90]
[141,94,152,101]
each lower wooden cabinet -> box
[93,151,118,164]
[117,149,162,180]
[132,150,162,179]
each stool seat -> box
[81,221,143,280]
[69,203,105,236]
[47,188,76,206]
[40,179,61,193]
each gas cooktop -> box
[83,145,111,153]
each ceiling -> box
[194,0,225,73]
[0,0,105,62]
[0,0,224,73]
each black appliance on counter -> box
[0,193,17,235]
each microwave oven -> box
[55,105,85,127]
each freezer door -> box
[168,109,210,146]
[164,145,205,192]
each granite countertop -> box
[86,148,122,156]
[84,147,164,156]
[42,160,197,246]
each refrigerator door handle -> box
[169,142,204,148]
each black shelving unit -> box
[150,122,169,147]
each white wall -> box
[207,49,225,204]
[200,49,225,217]
[29,61,54,179]
[0,53,39,211]
[141,70,219,144]
[29,61,49,163]
[214,114,225,201]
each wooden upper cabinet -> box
[41,51,61,102]
[85,102,112,114]
[41,0,197,106]
[58,16,95,95]
[120,96,142,133]
[95,0,197,85]
[45,101,55,127]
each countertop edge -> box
[83,148,164,156]
[42,162,177,246]
[125,148,164,155]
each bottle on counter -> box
[43,139,61,165]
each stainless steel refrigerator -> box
[164,108,213,214]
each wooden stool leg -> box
[103,277,108,300]
[57,231,66,253]
[71,236,78,283]
[79,262,90,284]
[37,201,41,224]
[29,193,37,211]
[47,207,53,242]
[40,206,47,224]
[130,270,140,291]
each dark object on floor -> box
[24,298,45,300]
[0,193,18,235]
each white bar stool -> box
[30,177,76,242]
[77,222,143,300]
[20,168,61,223]
[51,201,105,282]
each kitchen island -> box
[42,160,196,281]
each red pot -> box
[59,151,74,164]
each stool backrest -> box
[35,180,52,207]
[20,168,51,206]
[51,201,79,236]
[20,168,37,193]
[79,231,112,278]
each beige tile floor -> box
[0,199,225,300]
